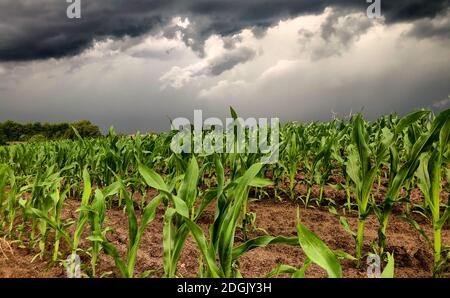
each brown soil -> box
[0,192,448,278]
[0,238,63,278]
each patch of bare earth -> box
[1,192,448,278]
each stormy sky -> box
[0,0,449,133]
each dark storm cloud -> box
[208,47,257,76]
[320,8,372,46]
[407,9,450,39]
[0,0,449,62]
[297,7,374,60]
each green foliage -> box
[0,120,102,142]
[0,108,448,279]
[64,120,102,140]
[28,134,47,143]
[296,221,342,278]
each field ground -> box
[1,187,448,278]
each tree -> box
[28,134,47,143]
[0,120,102,142]
[0,127,6,145]
[2,120,24,141]
[64,120,102,139]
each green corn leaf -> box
[395,110,430,135]
[398,214,432,247]
[381,252,395,278]
[230,106,238,120]
[81,168,91,205]
[140,194,164,230]
[232,236,298,260]
[124,190,138,250]
[339,216,356,238]
[248,177,274,188]
[334,250,357,261]
[86,235,104,242]
[296,222,342,278]
[219,163,263,277]
[266,264,298,278]
[102,181,122,198]
[163,208,177,277]
[184,219,222,278]
[73,216,88,250]
[292,259,313,278]
[352,115,370,177]
[139,164,169,192]
[101,240,128,277]
[436,206,450,230]
[166,193,190,218]
[178,156,199,210]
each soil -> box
[0,185,448,278]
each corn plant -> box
[266,210,345,278]
[370,110,430,256]
[374,109,450,260]
[88,181,162,278]
[138,158,196,278]
[414,117,450,275]
[345,114,388,266]
[183,162,298,277]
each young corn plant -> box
[79,169,152,278]
[138,157,197,278]
[19,185,74,264]
[371,110,430,256]
[184,162,298,277]
[89,180,163,278]
[375,109,450,259]
[266,209,352,278]
[0,165,8,229]
[345,114,387,266]
[0,166,30,238]
[282,130,299,201]
[414,117,450,275]
[313,134,338,205]
[294,215,343,277]
[48,183,71,262]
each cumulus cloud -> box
[195,14,450,123]
[198,80,249,100]
[160,46,257,88]
[0,0,449,61]
[298,8,376,59]
[0,3,449,134]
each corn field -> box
[0,108,449,278]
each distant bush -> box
[0,120,102,143]
[28,134,47,143]
[0,131,6,146]
[63,120,102,140]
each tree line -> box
[0,120,102,145]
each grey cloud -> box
[208,47,256,76]
[320,8,373,47]
[0,0,449,61]
[407,9,450,39]
[160,46,257,88]
[298,8,374,60]
[222,35,244,50]
[432,96,450,108]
